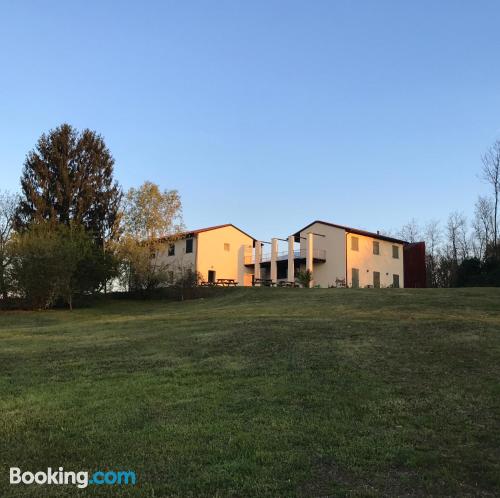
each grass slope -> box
[0,288,499,497]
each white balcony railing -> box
[244,248,326,265]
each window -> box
[351,237,359,251]
[168,243,175,256]
[224,243,230,252]
[393,274,400,288]
[373,271,380,288]
[351,268,359,288]
[392,245,399,259]
[186,238,193,253]
[208,270,216,283]
[373,241,380,255]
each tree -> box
[473,196,494,259]
[9,223,93,309]
[173,266,202,301]
[119,181,184,292]
[398,218,421,243]
[446,212,468,286]
[16,124,122,245]
[481,140,500,246]
[0,191,18,299]
[423,220,442,288]
[122,181,183,240]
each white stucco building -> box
[158,220,426,288]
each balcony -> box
[244,248,326,265]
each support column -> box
[306,232,314,288]
[287,235,295,283]
[270,238,278,284]
[254,241,261,281]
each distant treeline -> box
[391,140,500,287]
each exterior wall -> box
[156,236,197,282]
[346,232,404,288]
[298,222,346,288]
[404,242,426,288]
[196,226,254,286]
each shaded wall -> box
[403,242,427,288]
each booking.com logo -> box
[10,467,137,489]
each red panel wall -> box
[403,242,427,288]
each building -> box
[159,220,426,288]
[157,224,255,286]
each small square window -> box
[186,238,193,253]
[351,237,359,251]
[392,245,399,259]
[224,243,230,252]
[168,243,175,256]
[373,241,380,255]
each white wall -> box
[197,226,254,285]
[298,222,346,287]
[155,237,197,283]
[346,233,404,288]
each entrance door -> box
[351,268,359,288]
[373,271,380,288]
[393,274,400,288]
[208,270,216,283]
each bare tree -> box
[481,140,500,246]
[423,220,442,287]
[473,196,494,258]
[398,218,421,242]
[446,212,467,263]
[0,191,19,299]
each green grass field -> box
[1,288,499,497]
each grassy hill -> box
[1,288,499,497]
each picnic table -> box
[253,278,276,287]
[215,278,238,287]
[335,278,346,288]
[277,281,297,288]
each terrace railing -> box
[244,248,326,265]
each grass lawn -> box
[0,288,499,497]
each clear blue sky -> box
[1,1,499,241]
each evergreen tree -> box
[16,124,122,245]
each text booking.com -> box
[10,467,137,489]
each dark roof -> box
[293,220,407,244]
[185,223,255,240]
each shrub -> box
[9,223,94,309]
[296,269,313,288]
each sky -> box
[1,1,499,242]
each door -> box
[393,274,400,288]
[351,268,359,288]
[208,270,216,283]
[373,271,380,288]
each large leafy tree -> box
[118,181,184,292]
[16,123,122,245]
